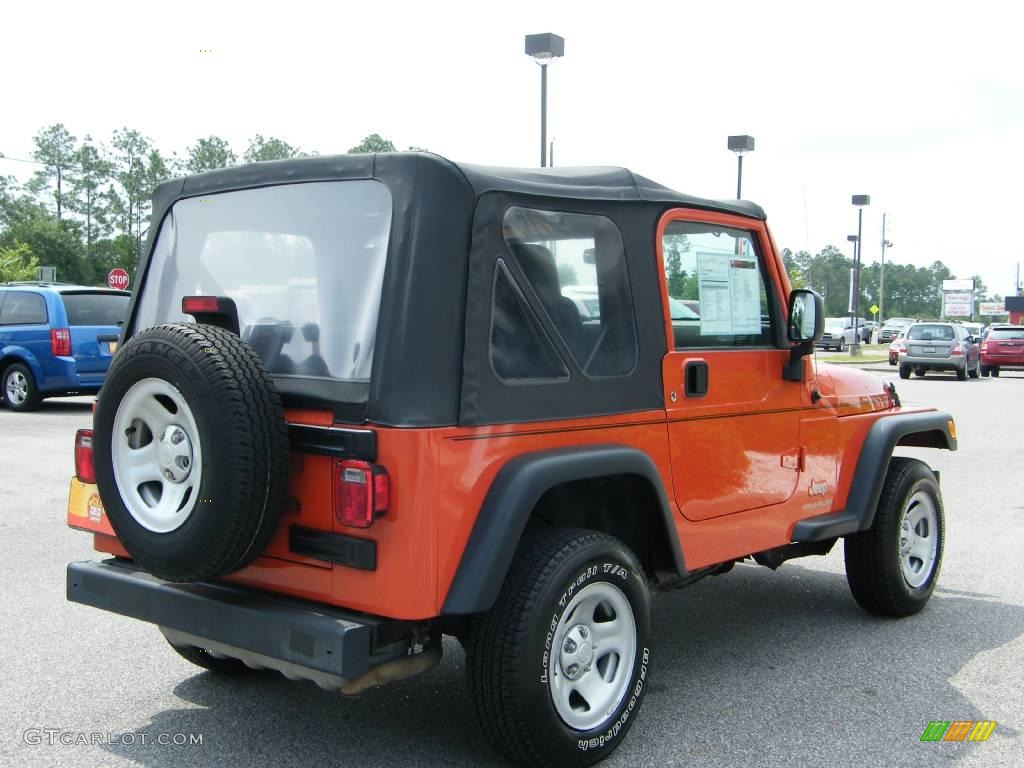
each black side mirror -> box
[783,289,824,382]
[788,289,824,342]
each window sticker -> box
[696,251,761,336]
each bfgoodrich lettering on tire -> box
[466,527,652,768]
[844,457,944,617]
[93,322,290,582]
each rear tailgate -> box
[60,292,130,376]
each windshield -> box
[907,324,955,341]
[825,318,848,330]
[61,292,130,326]
[668,297,699,320]
[989,328,1024,340]
[134,181,392,382]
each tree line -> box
[0,124,402,285]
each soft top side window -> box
[499,207,638,378]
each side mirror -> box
[783,289,824,382]
[788,289,824,343]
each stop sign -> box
[108,268,130,291]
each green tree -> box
[107,128,152,241]
[187,136,236,173]
[244,135,300,162]
[348,134,396,154]
[662,233,692,297]
[25,123,77,220]
[0,216,87,284]
[66,136,112,262]
[0,243,39,281]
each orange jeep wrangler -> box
[66,153,956,767]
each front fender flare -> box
[441,444,685,616]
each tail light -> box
[896,342,906,354]
[951,342,963,356]
[981,341,989,352]
[75,429,95,484]
[51,328,72,356]
[334,459,389,528]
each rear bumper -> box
[67,559,407,679]
[900,355,964,371]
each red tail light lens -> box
[981,341,989,352]
[75,429,95,483]
[951,342,963,356]
[334,460,390,528]
[51,328,72,356]
[182,295,221,314]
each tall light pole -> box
[850,195,871,356]
[727,135,755,199]
[847,234,860,316]
[879,211,893,327]
[525,33,565,168]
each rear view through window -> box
[62,292,130,326]
[133,181,393,381]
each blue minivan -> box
[0,283,130,411]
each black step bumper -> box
[67,559,399,678]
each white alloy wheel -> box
[547,581,637,731]
[111,378,203,533]
[898,489,939,589]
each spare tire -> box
[93,323,290,582]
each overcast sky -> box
[2,0,1022,297]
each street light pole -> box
[525,33,565,168]
[727,135,755,199]
[850,195,871,356]
[879,212,893,327]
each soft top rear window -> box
[133,180,392,382]
[62,292,130,326]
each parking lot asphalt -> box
[0,370,1020,768]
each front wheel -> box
[837,338,846,352]
[844,457,944,616]
[467,528,652,767]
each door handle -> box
[684,360,708,398]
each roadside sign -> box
[942,278,975,292]
[943,292,973,317]
[107,268,130,291]
[979,301,1009,316]
[869,304,879,316]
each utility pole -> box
[879,212,892,326]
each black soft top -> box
[137,152,768,426]
[156,152,766,220]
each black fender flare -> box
[792,410,956,542]
[441,444,686,615]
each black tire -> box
[888,358,897,367]
[980,365,989,377]
[992,367,1000,378]
[914,367,926,378]
[167,637,255,675]
[1,362,42,411]
[967,360,979,379]
[956,364,967,381]
[837,338,846,352]
[899,364,911,380]
[93,323,290,582]
[466,528,652,768]
[844,457,944,616]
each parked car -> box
[980,324,1024,377]
[64,153,956,768]
[0,283,130,411]
[878,317,917,344]
[816,316,863,351]
[888,332,905,365]
[898,321,981,380]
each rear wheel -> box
[992,367,1000,377]
[837,338,846,352]
[467,528,651,768]
[2,363,42,411]
[899,364,911,380]
[914,367,926,377]
[968,359,980,379]
[956,364,967,381]
[166,636,255,675]
[980,365,990,377]
[844,457,944,616]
